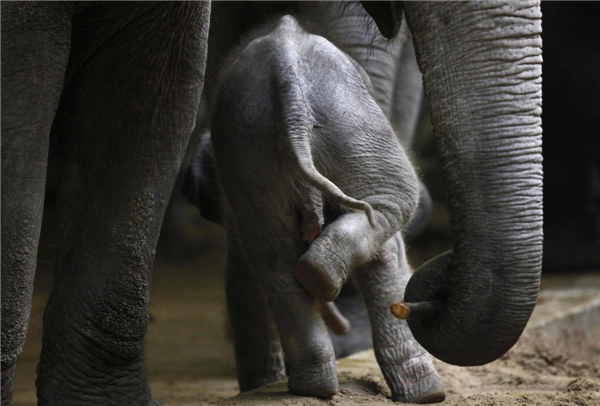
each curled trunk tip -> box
[390,300,442,320]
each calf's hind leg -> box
[226,222,286,392]
[35,3,209,404]
[295,122,419,302]
[224,187,338,397]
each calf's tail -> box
[276,57,377,228]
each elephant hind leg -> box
[225,220,286,392]
[224,187,338,398]
[1,3,73,403]
[355,234,445,404]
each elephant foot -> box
[390,371,446,404]
[36,311,155,405]
[287,361,339,398]
[379,346,446,404]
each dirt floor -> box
[11,204,600,405]
[430,329,600,406]
[215,328,600,406]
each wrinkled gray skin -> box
[305,0,543,369]
[1,2,210,405]
[190,0,543,398]
[187,1,430,362]
[300,3,430,242]
[2,0,544,405]
[190,14,446,403]
[297,5,429,359]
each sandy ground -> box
[11,205,600,405]
[215,328,600,406]
[431,329,600,406]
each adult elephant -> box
[1,2,543,406]
[1,2,211,405]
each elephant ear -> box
[359,1,403,39]
[183,132,226,226]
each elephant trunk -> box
[402,1,543,366]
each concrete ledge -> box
[526,273,600,335]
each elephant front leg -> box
[34,3,210,404]
[37,187,161,405]
[355,234,445,404]
[226,224,286,392]
[1,3,73,404]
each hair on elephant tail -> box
[276,55,377,228]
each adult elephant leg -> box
[1,3,73,404]
[390,35,423,151]
[355,234,444,404]
[389,37,432,242]
[225,220,286,392]
[35,3,210,404]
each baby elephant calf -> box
[191,15,445,403]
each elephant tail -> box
[276,44,377,228]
